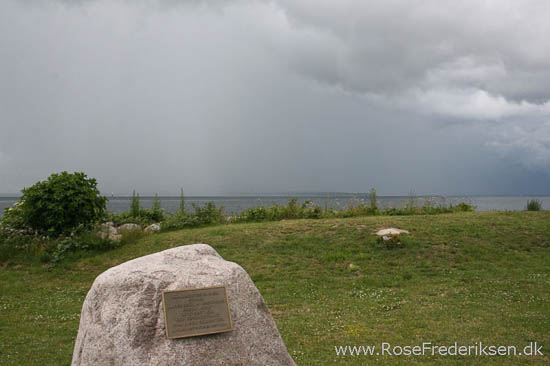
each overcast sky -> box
[1,0,550,195]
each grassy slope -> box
[1,211,549,365]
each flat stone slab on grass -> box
[375,228,410,236]
[72,244,295,366]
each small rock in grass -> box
[144,223,161,233]
[117,223,142,232]
[98,224,120,241]
[375,228,409,236]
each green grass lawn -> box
[1,211,550,365]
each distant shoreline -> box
[2,193,550,200]
[1,195,549,217]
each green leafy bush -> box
[140,208,165,223]
[526,199,542,211]
[17,172,106,237]
[192,202,225,225]
[2,200,29,232]
[0,222,118,263]
[0,223,41,261]
[161,201,225,230]
[109,192,165,226]
[43,230,120,263]
[161,214,199,230]
[454,202,474,212]
[107,209,162,227]
[306,206,324,219]
[234,198,327,223]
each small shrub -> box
[142,208,165,223]
[161,213,199,230]
[421,197,436,214]
[17,172,106,237]
[152,193,161,215]
[369,188,378,213]
[384,208,404,216]
[0,223,119,263]
[111,192,164,226]
[238,206,268,222]
[285,198,299,219]
[0,224,41,261]
[161,201,224,230]
[107,210,158,227]
[306,206,324,219]
[179,188,185,215]
[193,202,225,225]
[2,201,29,232]
[45,230,120,263]
[130,190,141,217]
[526,199,542,211]
[234,198,327,223]
[404,189,419,214]
[454,202,474,212]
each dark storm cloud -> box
[1,0,550,195]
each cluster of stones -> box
[98,222,160,241]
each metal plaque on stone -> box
[162,286,233,339]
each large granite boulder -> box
[71,244,295,366]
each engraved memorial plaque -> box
[162,286,233,339]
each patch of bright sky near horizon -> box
[1,0,550,195]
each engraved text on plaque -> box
[162,286,233,339]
